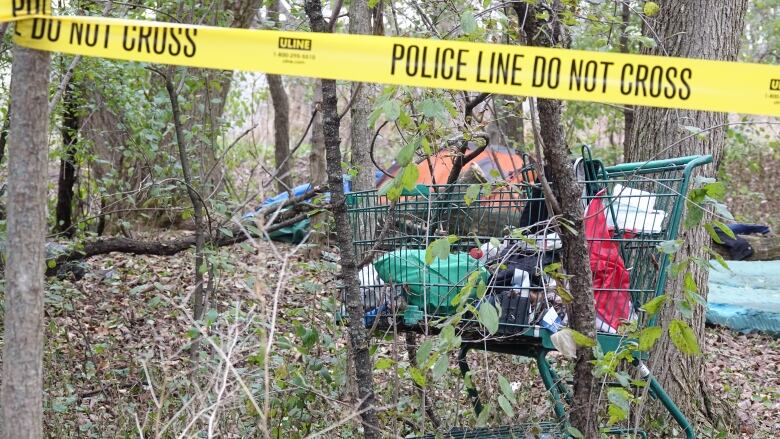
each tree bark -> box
[619,2,633,154]
[310,84,327,187]
[267,75,292,193]
[0,103,9,165]
[1,46,51,439]
[348,0,375,192]
[521,3,598,437]
[267,0,293,193]
[305,2,381,437]
[626,0,749,432]
[56,82,80,237]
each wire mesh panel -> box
[346,155,709,341]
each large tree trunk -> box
[626,0,748,432]
[56,82,80,237]
[305,2,381,437]
[1,46,51,439]
[521,3,599,437]
[348,0,375,192]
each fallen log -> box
[712,234,780,261]
[40,189,327,278]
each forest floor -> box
[2,235,777,438]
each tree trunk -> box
[1,45,51,439]
[0,103,9,165]
[310,84,327,187]
[267,75,292,193]
[305,2,381,437]
[619,2,633,154]
[163,73,207,322]
[348,0,375,192]
[56,82,80,237]
[267,0,293,193]
[521,3,599,437]
[307,81,329,255]
[626,0,748,432]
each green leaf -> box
[498,375,516,404]
[460,9,478,35]
[657,240,682,255]
[476,403,492,426]
[567,329,596,347]
[555,286,574,304]
[712,201,735,221]
[375,358,394,370]
[205,309,219,326]
[409,367,427,387]
[683,272,697,293]
[607,387,632,424]
[497,395,514,417]
[713,220,735,239]
[685,201,704,229]
[640,294,666,316]
[636,326,662,351]
[566,427,585,439]
[676,299,693,319]
[478,302,499,334]
[416,340,433,368]
[400,163,419,190]
[432,354,448,379]
[396,143,415,167]
[425,237,452,265]
[420,98,447,123]
[704,223,723,244]
[383,100,401,122]
[703,182,726,201]
[668,319,701,356]
[464,184,481,206]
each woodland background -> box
[0,0,778,438]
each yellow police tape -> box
[2,2,780,117]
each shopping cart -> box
[346,149,711,438]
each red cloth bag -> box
[584,190,631,331]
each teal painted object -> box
[707,260,780,335]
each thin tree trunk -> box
[348,0,375,192]
[626,0,748,431]
[619,2,633,154]
[1,45,51,439]
[267,75,292,193]
[267,0,293,193]
[307,80,329,255]
[163,73,207,322]
[305,2,381,437]
[521,3,598,437]
[56,82,80,237]
[0,103,9,165]
[310,84,327,187]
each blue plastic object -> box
[707,261,780,335]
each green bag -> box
[373,249,488,314]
